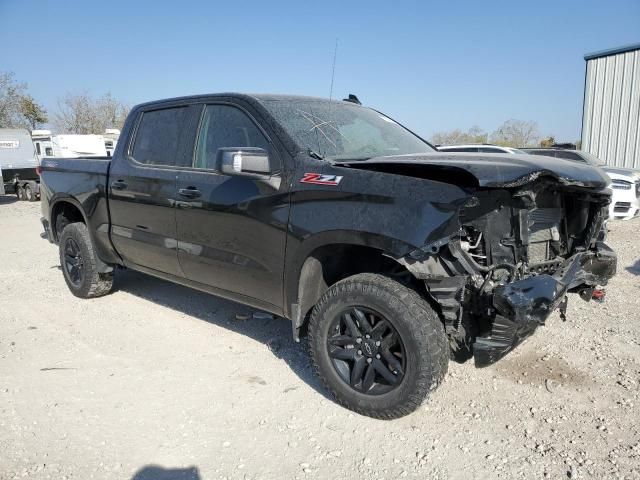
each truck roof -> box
[134,93,359,109]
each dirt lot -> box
[0,196,639,480]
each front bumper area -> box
[473,242,617,367]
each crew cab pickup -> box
[40,93,616,419]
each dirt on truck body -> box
[39,93,616,418]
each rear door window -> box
[130,106,200,167]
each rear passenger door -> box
[175,103,289,310]
[108,104,201,276]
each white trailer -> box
[103,129,120,157]
[0,128,40,201]
[32,130,108,160]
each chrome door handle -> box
[178,188,201,199]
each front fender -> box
[283,164,472,320]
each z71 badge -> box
[300,173,343,186]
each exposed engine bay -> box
[399,178,617,366]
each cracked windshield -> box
[262,100,436,160]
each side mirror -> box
[218,147,270,176]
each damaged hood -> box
[335,152,611,189]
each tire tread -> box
[308,273,448,419]
[59,223,114,298]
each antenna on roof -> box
[329,38,338,102]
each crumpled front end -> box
[474,241,616,365]
[399,178,617,367]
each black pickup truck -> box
[40,93,616,419]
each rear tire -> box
[24,184,37,202]
[59,222,114,298]
[308,273,449,419]
[16,185,25,201]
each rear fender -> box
[49,194,119,271]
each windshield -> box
[579,150,606,166]
[260,99,435,160]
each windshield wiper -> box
[308,149,325,160]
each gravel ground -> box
[1,196,639,480]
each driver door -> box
[175,103,289,310]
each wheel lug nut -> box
[367,358,372,364]
[356,338,362,344]
[376,354,381,359]
[357,350,362,355]
[375,341,381,346]
[365,334,370,339]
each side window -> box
[555,150,583,162]
[195,104,272,170]
[45,147,53,156]
[529,150,555,157]
[35,142,41,155]
[131,106,197,167]
[479,147,502,153]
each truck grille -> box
[614,202,631,213]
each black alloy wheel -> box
[327,306,406,395]
[309,273,449,419]
[58,222,114,298]
[63,237,84,286]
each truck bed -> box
[40,157,116,265]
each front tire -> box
[58,222,114,298]
[16,185,25,201]
[308,273,449,419]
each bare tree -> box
[431,125,488,145]
[53,92,129,134]
[95,93,129,131]
[490,119,540,148]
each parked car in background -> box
[523,148,640,221]
[437,144,527,154]
[602,170,640,220]
[0,128,40,201]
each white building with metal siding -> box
[582,43,640,169]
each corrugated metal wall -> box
[582,48,640,169]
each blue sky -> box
[1,0,638,141]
